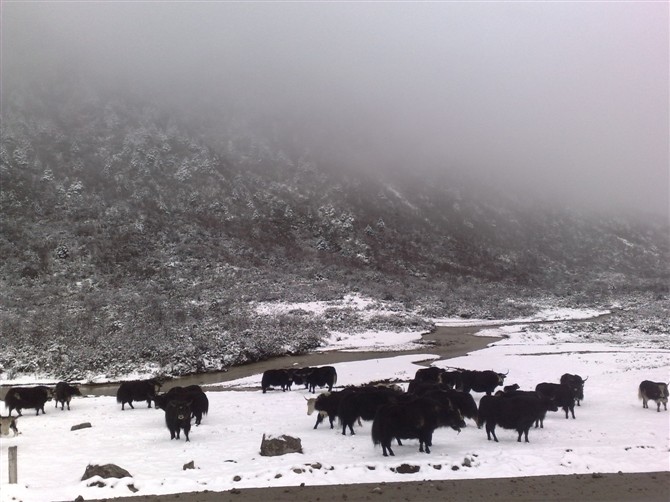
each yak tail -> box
[333,372,338,387]
[637,386,644,401]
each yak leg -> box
[485,423,494,441]
[487,424,499,443]
[342,421,355,436]
[518,428,529,443]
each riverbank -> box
[0,324,499,398]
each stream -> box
[1,312,613,398]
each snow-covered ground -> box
[1,308,668,502]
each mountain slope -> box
[1,80,667,379]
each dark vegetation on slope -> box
[1,79,668,380]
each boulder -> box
[81,463,132,481]
[259,434,303,456]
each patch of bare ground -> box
[81,471,669,502]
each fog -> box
[2,2,668,216]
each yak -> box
[412,367,461,389]
[371,395,465,456]
[55,382,82,411]
[292,366,338,393]
[408,382,478,425]
[535,382,576,420]
[638,380,669,412]
[154,385,209,425]
[560,373,587,406]
[4,386,52,416]
[457,369,508,395]
[496,389,558,428]
[0,416,19,437]
[261,369,293,393]
[306,388,356,430]
[337,386,404,436]
[478,394,556,443]
[164,400,192,441]
[116,379,161,410]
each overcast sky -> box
[2,1,668,216]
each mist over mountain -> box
[1,2,668,379]
[1,73,668,378]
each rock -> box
[393,464,420,474]
[259,434,303,456]
[183,461,195,470]
[81,464,132,481]
[462,457,472,467]
[71,423,92,431]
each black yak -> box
[535,382,576,419]
[55,382,82,411]
[4,386,52,416]
[165,400,192,441]
[478,394,557,442]
[457,369,508,395]
[261,369,293,393]
[337,386,404,436]
[116,379,161,410]
[560,374,587,406]
[154,385,209,425]
[371,396,465,456]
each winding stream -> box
[2,312,613,398]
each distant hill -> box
[1,78,668,380]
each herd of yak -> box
[0,365,668,457]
